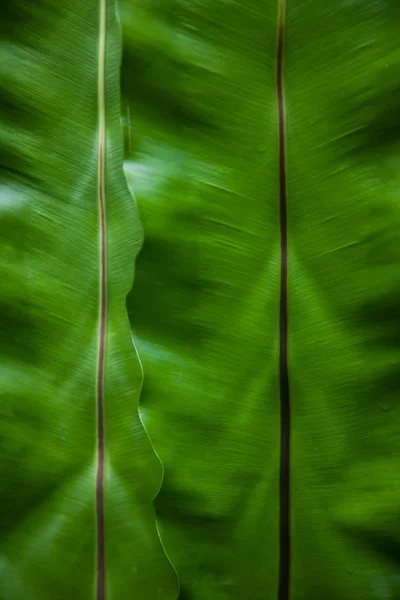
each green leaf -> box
[122,1,281,598]
[0,1,177,598]
[122,0,400,599]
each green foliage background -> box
[1,1,400,599]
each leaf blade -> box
[122,1,281,597]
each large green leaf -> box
[2,0,400,599]
[122,0,400,599]
[0,1,177,598]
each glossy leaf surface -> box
[122,0,400,599]
[287,3,400,598]
[2,0,400,599]
[0,1,177,599]
[122,0,281,598]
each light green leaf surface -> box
[122,0,400,599]
[2,0,400,599]
[287,3,400,599]
[122,0,281,598]
[0,1,177,599]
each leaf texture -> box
[122,0,281,598]
[122,0,400,599]
[2,0,400,599]
[0,1,177,598]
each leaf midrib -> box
[96,0,107,598]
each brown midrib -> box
[277,4,291,600]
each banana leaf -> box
[1,0,175,598]
[1,0,400,599]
